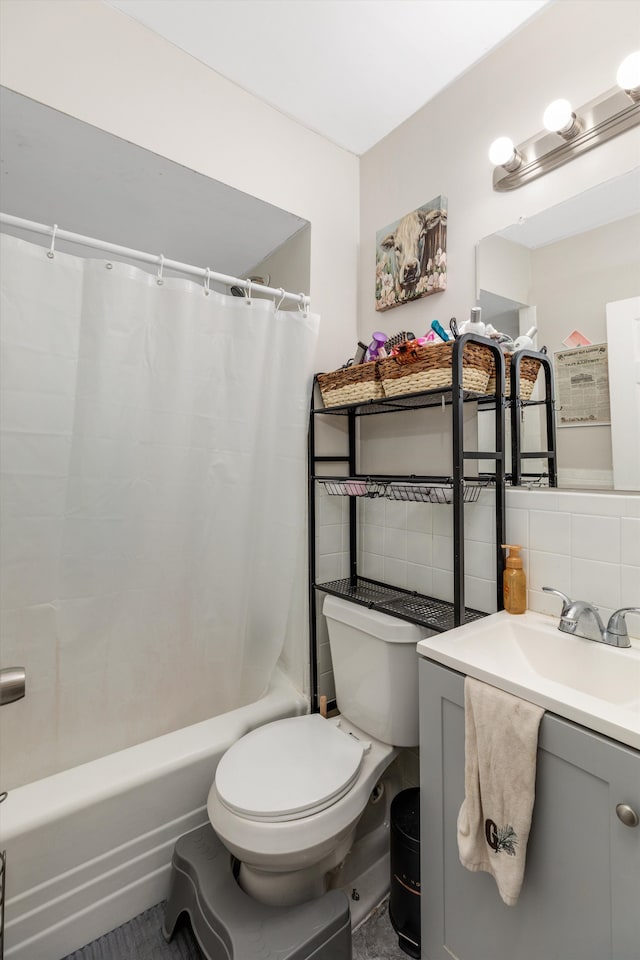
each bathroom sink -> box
[416,609,640,749]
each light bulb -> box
[543,99,574,133]
[617,51,640,93]
[489,137,517,167]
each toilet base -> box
[163,824,352,960]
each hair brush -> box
[385,330,416,350]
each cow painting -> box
[375,196,447,312]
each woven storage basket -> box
[378,341,492,398]
[487,353,541,401]
[317,360,384,407]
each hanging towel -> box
[457,677,544,906]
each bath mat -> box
[352,898,410,960]
[62,896,408,960]
[61,902,203,960]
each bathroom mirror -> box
[0,86,310,292]
[478,168,640,491]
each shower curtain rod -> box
[0,213,311,310]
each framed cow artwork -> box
[375,196,447,311]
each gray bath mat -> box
[62,896,409,960]
[61,902,202,960]
[352,898,412,960]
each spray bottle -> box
[502,544,526,614]
[513,326,538,351]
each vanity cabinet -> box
[418,658,640,960]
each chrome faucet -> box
[542,588,639,649]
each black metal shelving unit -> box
[307,333,507,714]
[509,350,557,487]
[477,351,558,487]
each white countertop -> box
[417,609,640,750]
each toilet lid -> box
[215,714,364,822]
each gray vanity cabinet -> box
[418,657,640,960]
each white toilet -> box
[207,594,423,917]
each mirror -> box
[0,86,310,294]
[478,168,640,491]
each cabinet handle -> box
[616,803,639,827]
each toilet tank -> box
[323,595,431,747]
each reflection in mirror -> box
[0,86,310,295]
[478,169,640,491]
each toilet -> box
[207,594,424,917]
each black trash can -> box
[389,787,421,959]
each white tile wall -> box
[508,489,639,631]
[315,488,349,701]
[315,486,640,700]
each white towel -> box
[457,677,544,906]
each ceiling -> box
[103,0,551,155]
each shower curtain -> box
[0,233,319,788]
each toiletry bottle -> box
[366,331,388,360]
[459,306,486,337]
[512,326,538,351]
[502,544,526,614]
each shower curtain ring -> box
[156,254,165,286]
[276,288,286,311]
[245,279,252,305]
[204,267,211,297]
[47,223,58,259]
[298,294,309,317]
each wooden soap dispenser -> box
[502,544,526,614]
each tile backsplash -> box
[316,487,640,701]
[507,489,639,624]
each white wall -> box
[2,0,639,709]
[0,0,359,374]
[314,0,640,699]
[248,224,312,299]
[359,0,639,343]
[480,234,531,305]
[531,214,640,483]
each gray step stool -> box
[163,824,352,959]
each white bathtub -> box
[1,668,306,960]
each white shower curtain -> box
[0,233,319,786]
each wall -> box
[248,223,312,298]
[317,487,640,703]
[0,1,359,373]
[359,0,639,344]
[0,0,359,706]
[480,234,531,306]
[314,0,640,700]
[531,214,640,484]
[2,0,638,708]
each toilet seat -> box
[215,714,365,823]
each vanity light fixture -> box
[616,51,640,101]
[488,136,522,172]
[491,52,640,191]
[542,99,583,140]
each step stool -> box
[163,824,352,959]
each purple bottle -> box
[366,331,388,361]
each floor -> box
[62,897,412,960]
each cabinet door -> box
[419,658,640,960]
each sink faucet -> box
[542,588,639,649]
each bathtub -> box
[1,668,306,960]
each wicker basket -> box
[486,353,541,400]
[378,341,492,398]
[317,360,384,407]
